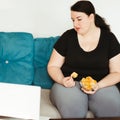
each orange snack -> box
[71,72,78,78]
[80,76,97,91]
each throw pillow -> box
[33,36,59,89]
[0,32,34,85]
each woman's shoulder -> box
[65,28,76,33]
[62,28,76,37]
[101,29,117,38]
[101,29,120,45]
[100,29,120,47]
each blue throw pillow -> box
[33,36,59,89]
[0,32,34,85]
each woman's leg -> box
[50,82,88,118]
[89,85,120,117]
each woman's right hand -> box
[62,76,75,88]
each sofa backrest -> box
[0,32,60,89]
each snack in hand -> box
[80,76,97,91]
[71,72,78,78]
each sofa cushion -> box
[40,89,94,118]
[40,89,61,118]
[33,36,59,89]
[0,32,34,85]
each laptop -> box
[0,82,41,120]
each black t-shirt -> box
[54,29,120,82]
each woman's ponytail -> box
[95,14,111,32]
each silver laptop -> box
[0,82,41,120]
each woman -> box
[47,0,120,118]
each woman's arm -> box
[47,49,75,87]
[82,53,120,94]
[98,53,120,89]
[47,49,65,84]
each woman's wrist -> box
[97,82,103,89]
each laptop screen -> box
[0,83,41,120]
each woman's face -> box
[71,11,93,35]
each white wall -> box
[0,0,120,41]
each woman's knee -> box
[89,86,120,117]
[50,82,88,118]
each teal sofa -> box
[0,32,94,119]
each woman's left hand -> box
[81,83,100,94]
